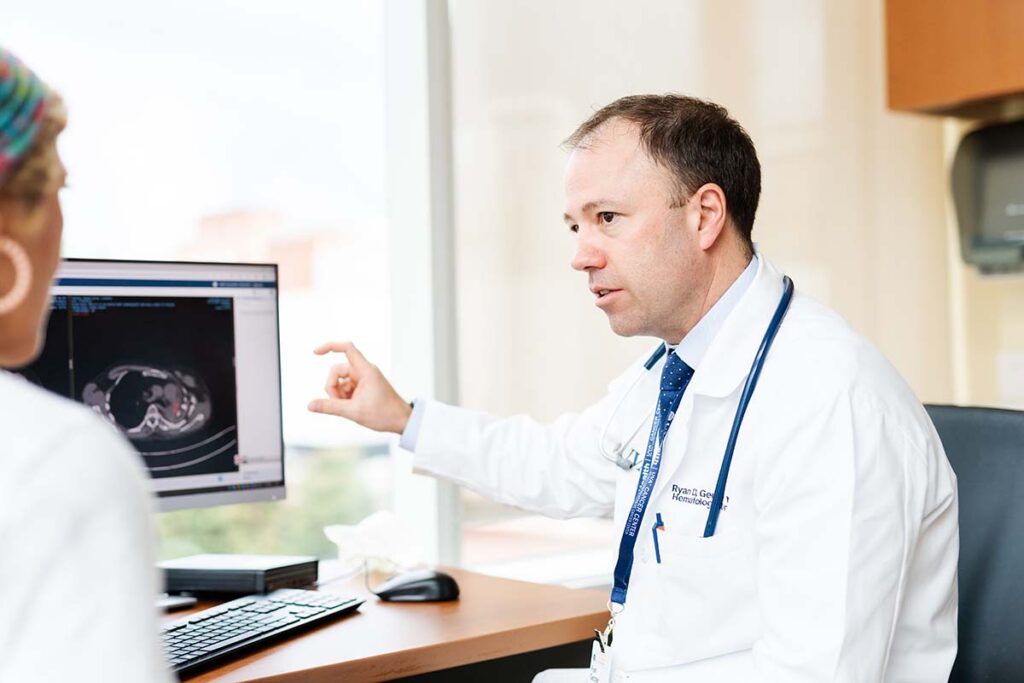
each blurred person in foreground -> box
[0,47,172,681]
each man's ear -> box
[694,183,728,251]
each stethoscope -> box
[599,275,795,536]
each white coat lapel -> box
[651,257,787,501]
[688,256,786,399]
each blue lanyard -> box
[609,276,794,610]
[609,357,691,605]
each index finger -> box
[313,340,368,366]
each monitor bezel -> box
[57,257,287,512]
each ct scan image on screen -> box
[73,296,239,479]
[18,295,240,480]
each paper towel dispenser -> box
[951,119,1024,274]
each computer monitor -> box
[15,259,285,511]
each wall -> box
[448,0,955,424]
[944,119,1024,409]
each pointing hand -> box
[307,341,412,434]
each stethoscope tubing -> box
[643,344,668,370]
[703,275,794,537]
[598,346,665,468]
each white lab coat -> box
[411,257,958,682]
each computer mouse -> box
[371,569,460,602]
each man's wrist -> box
[395,399,414,434]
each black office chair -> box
[925,404,1024,683]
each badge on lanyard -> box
[589,627,612,683]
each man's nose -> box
[571,234,606,272]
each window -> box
[7,0,392,560]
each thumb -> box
[307,397,356,419]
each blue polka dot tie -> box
[657,350,695,435]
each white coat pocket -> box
[637,529,757,669]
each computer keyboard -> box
[162,588,363,676]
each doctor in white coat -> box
[309,94,958,682]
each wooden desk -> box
[170,567,607,682]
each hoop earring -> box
[0,236,32,315]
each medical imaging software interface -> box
[17,261,284,498]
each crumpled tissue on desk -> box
[324,510,427,574]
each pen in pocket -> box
[652,512,665,564]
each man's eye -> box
[569,224,579,234]
[599,212,616,224]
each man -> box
[309,95,958,681]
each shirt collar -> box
[668,254,759,369]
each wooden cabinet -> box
[886,0,1024,115]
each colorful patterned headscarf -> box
[0,47,50,188]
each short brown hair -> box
[564,94,761,249]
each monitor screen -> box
[16,259,285,511]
